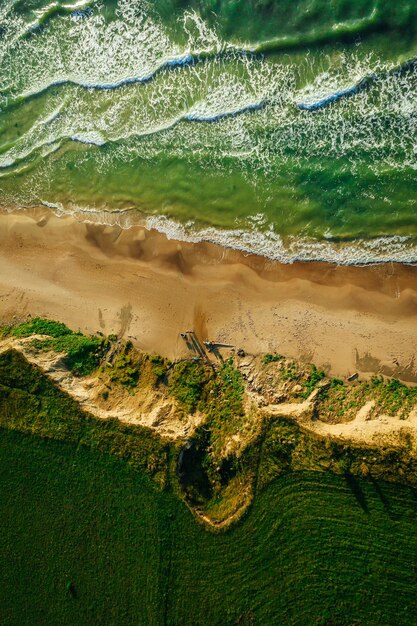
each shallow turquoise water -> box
[0,0,416,262]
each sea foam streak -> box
[0,88,269,169]
[144,215,417,266]
[21,202,417,266]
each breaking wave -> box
[21,202,417,266]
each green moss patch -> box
[1,317,73,339]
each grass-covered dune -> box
[1,334,417,624]
[2,318,417,529]
[2,428,417,626]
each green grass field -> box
[2,428,417,626]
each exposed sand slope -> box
[1,208,417,381]
[2,336,417,456]
[0,337,202,439]
[261,397,417,451]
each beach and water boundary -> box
[1,207,417,383]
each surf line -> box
[297,57,417,112]
[5,52,195,107]
[5,47,251,110]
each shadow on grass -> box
[344,472,368,513]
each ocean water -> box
[0,0,416,263]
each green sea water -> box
[0,0,416,262]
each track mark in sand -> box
[118,303,133,338]
[246,310,259,338]
[98,308,105,330]
[0,289,16,299]
[299,348,316,365]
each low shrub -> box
[168,361,211,413]
[262,353,284,365]
[299,365,326,398]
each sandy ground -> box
[1,208,417,381]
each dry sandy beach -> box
[1,208,417,382]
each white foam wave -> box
[11,52,196,105]
[0,1,211,105]
[0,89,268,169]
[24,0,95,36]
[144,215,417,265]
[28,203,417,266]
[69,132,106,146]
[0,0,416,255]
[1,0,415,174]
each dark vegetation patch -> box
[280,361,326,398]
[256,418,300,490]
[367,376,417,418]
[104,342,169,390]
[260,353,417,423]
[2,318,417,527]
[317,374,417,422]
[299,364,326,398]
[106,341,141,388]
[175,360,247,515]
[205,359,245,451]
[177,432,213,505]
[262,353,284,364]
[1,316,109,377]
